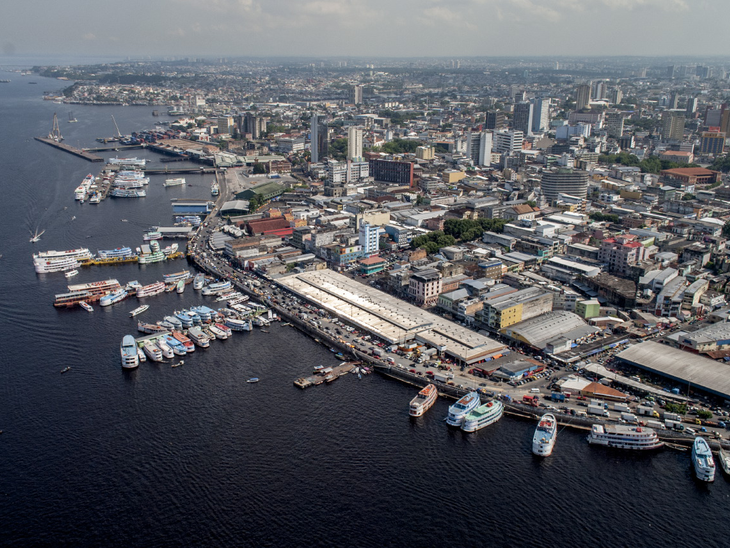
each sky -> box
[1,0,728,60]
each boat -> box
[211,182,220,196]
[61,367,71,374]
[718,444,730,476]
[143,340,163,362]
[155,338,175,359]
[176,279,185,294]
[110,188,146,198]
[409,384,438,417]
[202,281,232,296]
[108,157,146,167]
[143,231,163,241]
[172,331,195,353]
[137,321,168,334]
[136,281,166,298]
[79,301,94,313]
[462,399,504,432]
[34,256,80,274]
[29,229,45,243]
[193,273,205,290]
[225,318,251,331]
[97,247,134,259]
[692,437,716,482]
[65,269,79,278]
[120,335,140,369]
[68,279,121,293]
[587,424,664,450]
[99,289,128,307]
[163,315,183,329]
[247,378,259,383]
[209,324,229,340]
[187,326,210,348]
[129,305,149,317]
[137,242,166,264]
[163,335,187,356]
[215,323,232,337]
[532,413,558,456]
[137,347,146,363]
[164,177,186,187]
[445,391,481,427]
[35,248,92,261]
[163,270,191,283]
[68,112,77,123]
[172,360,184,368]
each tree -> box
[252,162,267,174]
[723,220,730,238]
[329,138,348,161]
[710,154,730,173]
[698,409,713,420]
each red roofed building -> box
[246,217,293,238]
[358,255,387,276]
[660,167,720,186]
[598,234,648,277]
[579,382,629,402]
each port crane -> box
[48,112,63,142]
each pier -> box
[35,137,104,162]
[83,144,146,153]
[294,362,358,389]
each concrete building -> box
[485,110,507,130]
[605,111,624,138]
[598,235,648,277]
[575,84,591,111]
[310,114,328,163]
[409,268,442,306]
[540,168,589,204]
[217,115,234,135]
[699,132,725,155]
[416,146,435,160]
[661,111,685,141]
[350,84,363,105]
[466,131,493,167]
[240,112,267,139]
[358,222,380,256]
[513,102,534,135]
[347,126,363,161]
[477,287,553,330]
[493,129,524,154]
[369,159,414,187]
[532,98,550,133]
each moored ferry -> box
[163,270,190,283]
[79,301,94,312]
[155,338,175,359]
[193,273,205,290]
[587,424,663,450]
[100,289,128,307]
[120,335,140,369]
[187,326,211,348]
[462,399,504,432]
[532,413,558,457]
[718,443,730,477]
[202,280,232,296]
[176,279,185,294]
[409,384,438,417]
[68,279,121,293]
[172,331,196,353]
[98,247,134,259]
[34,248,92,261]
[164,177,186,187]
[34,256,80,274]
[143,340,163,362]
[163,335,187,356]
[209,323,229,340]
[446,391,481,427]
[692,437,716,482]
[136,281,166,298]
[137,321,168,334]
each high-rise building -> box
[350,85,363,105]
[605,111,625,138]
[608,88,623,105]
[593,81,607,101]
[540,168,589,204]
[217,115,234,135]
[369,159,414,187]
[686,97,699,116]
[485,110,507,130]
[532,99,549,133]
[699,132,726,155]
[310,114,328,163]
[669,92,680,110]
[667,65,676,79]
[705,108,723,128]
[493,130,524,155]
[359,222,380,256]
[721,110,730,136]
[415,146,434,160]
[661,112,685,141]
[575,84,591,111]
[466,131,493,166]
[240,112,267,139]
[513,102,534,135]
[347,126,363,161]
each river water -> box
[1,70,729,548]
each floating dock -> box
[294,362,357,389]
[35,137,104,162]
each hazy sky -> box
[1,0,728,59]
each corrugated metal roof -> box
[616,341,730,399]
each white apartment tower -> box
[347,126,363,161]
[466,131,493,166]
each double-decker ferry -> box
[409,384,438,417]
[100,289,128,307]
[163,270,190,283]
[136,281,166,298]
[587,424,663,450]
[532,413,558,456]
[462,399,504,432]
[98,247,134,259]
[692,437,716,482]
[446,391,481,427]
[120,335,140,369]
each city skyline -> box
[1,0,730,58]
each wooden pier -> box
[35,137,104,162]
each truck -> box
[621,412,639,424]
[551,392,566,402]
[522,395,539,407]
[433,372,453,383]
[636,405,655,417]
[665,419,684,431]
[588,406,610,418]
[613,403,630,413]
[663,412,683,422]
[646,420,666,430]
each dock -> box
[294,362,357,389]
[83,144,146,153]
[35,137,104,162]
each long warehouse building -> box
[277,269,505,365]
[615,340,730,400]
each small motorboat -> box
[61,367,71,374]
[79,301,94,313]
[247,377,259,383]
[172,360,184,368]
[65,269,79,278]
